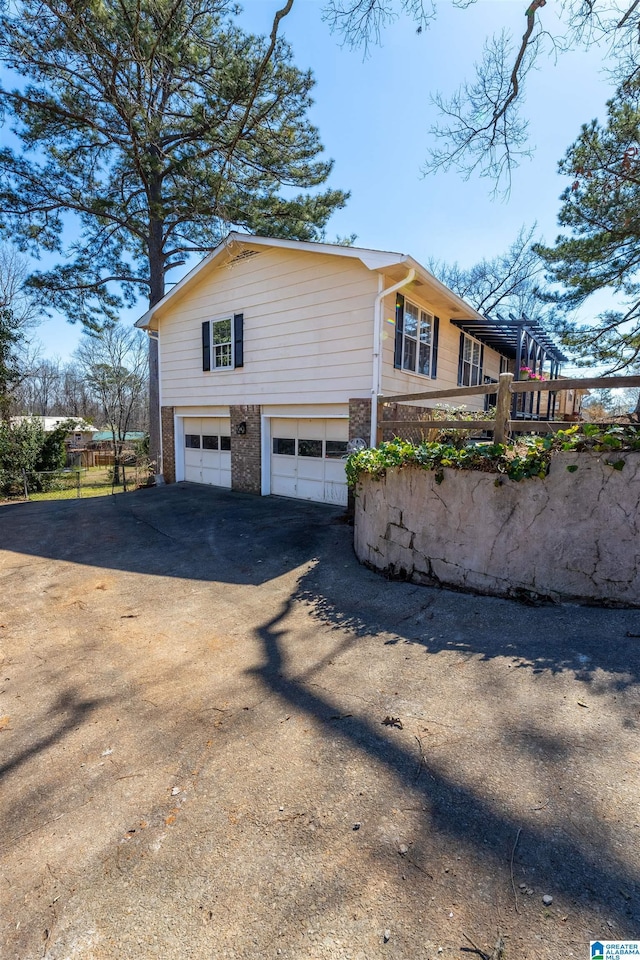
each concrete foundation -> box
[354,452,640,606]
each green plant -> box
[0,417,74,495]
[345,423,640,488]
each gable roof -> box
[135,231,486,330]
[135,232,569,367]
[10,416,98,434]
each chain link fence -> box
[1,457,153,502]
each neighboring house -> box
[557,382,588,421]
[136,233,568,507]
[10,416,99,448]
[90,430,146,446]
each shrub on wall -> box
[345,424,640,488]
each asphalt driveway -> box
[1,483,639,959]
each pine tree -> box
[536,78,640,370]
[0,0,348,466]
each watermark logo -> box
[591,942,640,960]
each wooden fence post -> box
[493,372,514,445]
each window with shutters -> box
[202,313,243,372]
[394,295,439,378]
[401,300,434,376]
[458,333,484,386]
[212,318,232,369]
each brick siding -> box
[348,398,372,443]
[348,398,438,445]
[230,405,261,494]
[160,406,175,483]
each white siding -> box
[156,248,378,407]
[483,347,502,384]
[379,287,506,412]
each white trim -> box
[135,233,409,329]
[265,413,350,505]
[135,232,486,332]
[175,412,232,487]
[261,412,350,500]
[157,333,164,476]
[262,413,349,420]
[208,315,234,370]
[371,269,416,447]
[261,403,349,418]
[399,297,435,378]
[174,414,185,482]
[261,415,271,496]
[175,405,229,417]
[227,233,409,270]
[459,331,484,387]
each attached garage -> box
[182,417,231,488]
[269,418,349,506]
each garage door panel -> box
[297,459,324,481]
[271,474,298,498]
[325,459,348,482]
[325,480,348,506]
[202,447,228,468]
[298,419,325,440]
[272,419,297,439]
[181,416,231,489]
[270,418,348,505]
[272,453,296,476]
[296,478,324,501]
[201,464,231,487]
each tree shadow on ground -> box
[0,485,341,586]
[294,533,640,690]
[0,685,108,781]
[252,597,640,935]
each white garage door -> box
[183,417,231,488]
[270,418,349,506]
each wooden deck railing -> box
[377,372,640,446]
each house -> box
[10,416,99,448]
[136,233,569,507]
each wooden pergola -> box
[450,313,569,420]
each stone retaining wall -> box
[353,452,640,606]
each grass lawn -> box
[27,482,127,501]
[18,466,140,502]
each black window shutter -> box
[394,295,405,369]
[457,331,465,385]
[202,321,211,371]
[431,316,439,378]
[233,313,244,368]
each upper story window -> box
[394,295,439,378]
[202,313,244,372]
[212,318,232,369]
[458,333,484,386]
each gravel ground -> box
[1,483,639,960]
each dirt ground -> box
[1,484,639,960]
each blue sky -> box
[28,0,615,361]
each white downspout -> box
[370,268,416,447]
[147,329,164,481]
